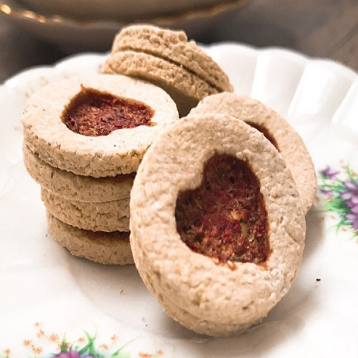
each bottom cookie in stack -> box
[42,187,132,265]
[47,212,133,265]
[24,144,134,265]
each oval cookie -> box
[22,74,179,177]
[130,113,305,336]
[111,24,233,93]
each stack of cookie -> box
[102,24,233,116]
[22,74,179,265]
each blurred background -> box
[0,0,357,82]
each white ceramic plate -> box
[1,44,358,358]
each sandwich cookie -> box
[111,24,232,92]
[130,114,305,336]
[47,212,133,265]
[41,188,130,232]
[189,93,317,213]
[22,74,179,177]
[103,25,233,116]
[23,144,134,203]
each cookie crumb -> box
[141,316,146,322]
[119,289,124,294]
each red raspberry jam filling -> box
[246,122,279,151]
[62,87,155,137]
[175,154,269,264]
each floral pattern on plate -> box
[318,163,358,238]
[1,323,165,358]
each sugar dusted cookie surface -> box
[130,113,305,336]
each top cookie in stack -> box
[22,74,179,265]
[102,24,234,116]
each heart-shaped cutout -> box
[175,153,269,264]
[62,86,155,137]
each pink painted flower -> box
[54,350,94,358]
[320,188,332,196]
[340,180,358,198]
[340,181,358,212]
[54,351,80,358]
[345,213,358,230]
[319,166,339,180]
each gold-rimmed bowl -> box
[0,0,249,52]
[18,0,246,21]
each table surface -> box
[0,0,358,83]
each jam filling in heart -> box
[62,87,155,137]
[175,153,269,264]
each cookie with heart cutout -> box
[102,25,233,116]
[23,144,135,203]
[42,188,130,232]
[189,93,317,213]
[22,74,179,177]
[130,113,305,336]
[47,212,133,265]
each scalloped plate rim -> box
[3,43,358,89]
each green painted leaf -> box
[116,336,139,353]
[60,335,68,353]
[325,198,350,213]
[335,218,347,233]
[107,351,131,358]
